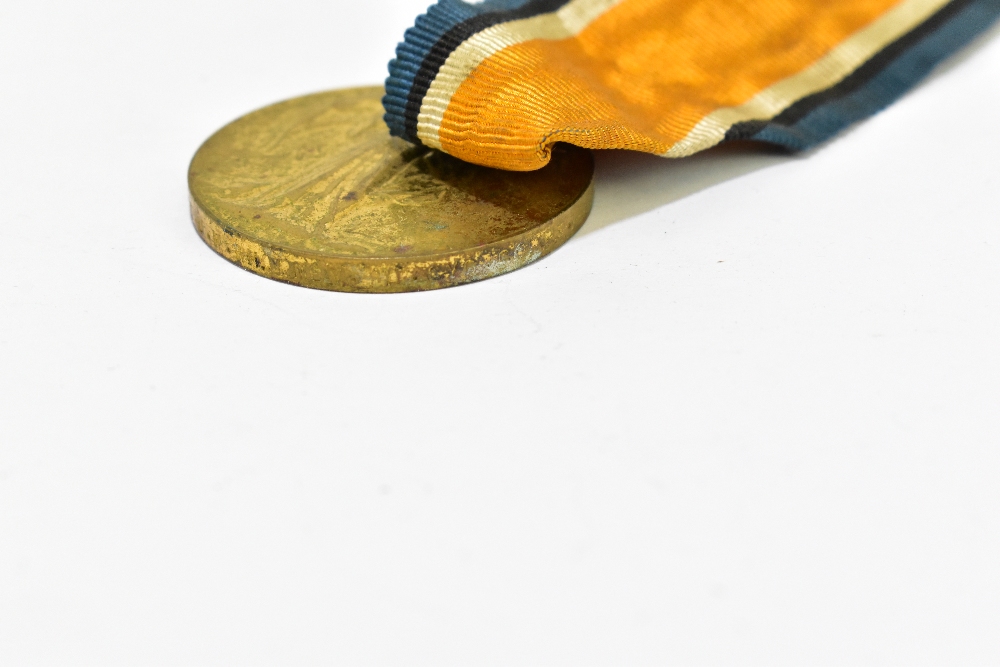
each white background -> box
[2,0,999,664]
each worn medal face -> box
[188,87,594,293]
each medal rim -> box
[188,86,595,293]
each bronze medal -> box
[189,87,594,293]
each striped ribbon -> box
[384,0,1000,171]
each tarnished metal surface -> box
[188,87,594,293]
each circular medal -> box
[188,87,594,293]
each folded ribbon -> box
[384,0,1000,170]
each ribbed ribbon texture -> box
[385,0,1000,171]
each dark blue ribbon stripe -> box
[383,0,573,144]
[726,0,1000,151]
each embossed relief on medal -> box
[190,87,592,260]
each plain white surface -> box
[2,1,1000,664]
